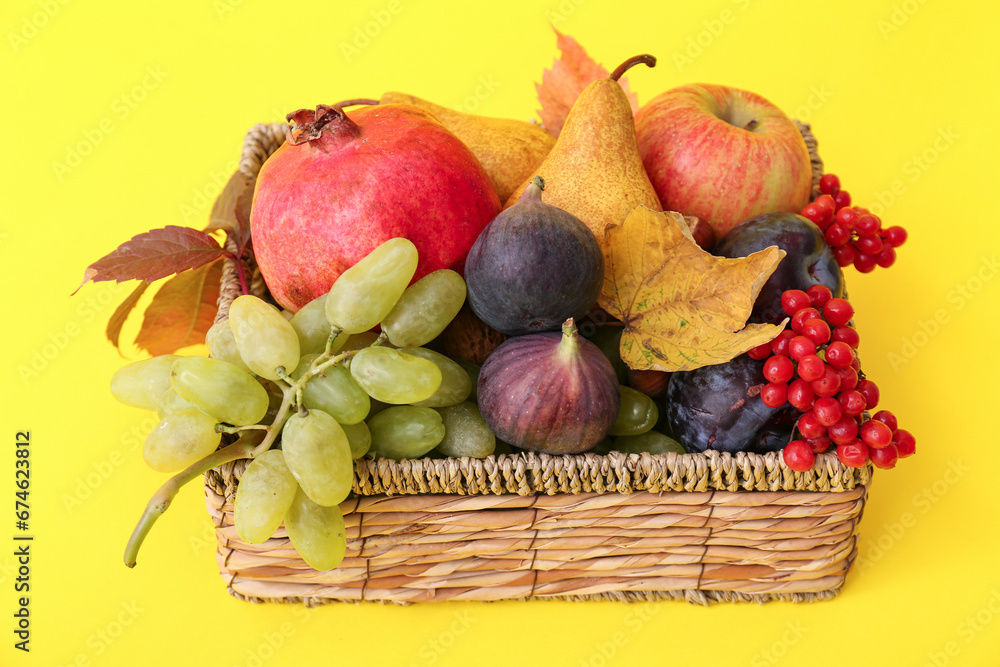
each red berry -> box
[804,434,832,453]
[788,335,817,361]
[814,194,836,219]
[837,366,859,393]
[837,439,870,468]
[813,397,843,426]
[797,411,827,439]
[855,234,884,256]
[860,419,893,449]
[770,330,795,356]
[893,429,916,457]
[806,284,833,308]
[811,365,842,397]
[781,290,812,317]
[833,190,851,210]
[819,173,840,195]
[823,298,854,327]
[876,245,897,268]
[871,410,898,432]
[801,202,824,226]
[797,355,826,382]
[764,355,794,383]
[883,225,908,247]
[838,390,867,417]
[856,214,881,235]
[854,252,878,273]
[827,416,860,445]
[801,318,832,346]
[831,325,860,348]
[832,245,856,267]
[783,440,816,471]
[856,379,880,410]
[748,343,772,360]
[870,444,899,470]
[835,207,859,229]
[787,379,815,412]
[761,382,789,408]
[824,223,851,248]
[791,307,823,333]
[825,341,855,370]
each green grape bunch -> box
[111,238,496,572]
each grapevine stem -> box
[123,432,263,568]
[250,384,296,458]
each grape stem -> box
[123,432,263,568]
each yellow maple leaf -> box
[598,207,787,372]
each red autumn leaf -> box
[206,170,255,254]
[134,261,223,356]
[76,225,227,293]
[536,27,641,137]
[105,281,150,351]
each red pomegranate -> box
[250,104,501,311]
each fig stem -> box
[530,175,546,191]
[610,54,656,81]
[557,318,580,361]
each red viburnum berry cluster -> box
[748,287,916,472]
[799,174,908,273]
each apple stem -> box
[743,118,760,132]
[610,54,656,81]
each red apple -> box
[635,84,812,238]
[250,104,501,312]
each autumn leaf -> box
[536,27,641,137]
[134,261,222,356]
[105,281,149,351]
[598,207,787,372]
[76,225,227,293]
[206,170,254,252]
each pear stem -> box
[331,98,379,108]
[610,54,657,81]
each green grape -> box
[368,406,445,460]
[458,362,481,404]
[587,326,629,385]
[613,431,685,455]
[325,237,418,334]
[608,386,659,436]
[229,295,301,382]
[205,319,250,372]
[110,355,180,410]
[156,387,198,419]
[349,346,441,404]
[170,356,269,425]
[143,409,221,473]
[493,439,514,456]
[281,409,353,507]
[289,293,349,356]
[284,487,347,571]
[401,347,472,408]
[381,269,467,347]
[234,450,299,544]
[291,354,370,425]
[435,402,495,458]
[588,436,616,456]
[341,421,371,459]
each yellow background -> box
[2,0,998,664]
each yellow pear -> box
[379,91,555,202]
[504,55,662,246]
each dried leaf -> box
[76,226,227,292]
[134,261,223,356]
[105,281,149,351]
[598,207,787,372]
[206,170,254,250]
[536,27,641,137]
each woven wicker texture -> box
[203,116,869,605]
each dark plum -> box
[713,212,844,324]
[464,176,604,336]
[664,355,798,453]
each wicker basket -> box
[203,120,871,605]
